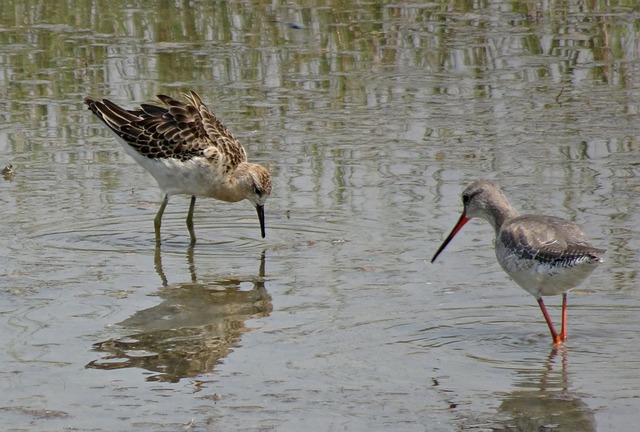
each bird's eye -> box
[253,185,262,197]
[462,194,470,204]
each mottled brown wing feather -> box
[85,92,247,168]
[184,91,247,169]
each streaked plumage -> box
[431,179,605,344]
[84,91,272,245]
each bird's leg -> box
[186,195,197,246]
[154,194,169,246]
[559,293,568,341]
[537,297,562,345]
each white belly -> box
[495,242,601,298]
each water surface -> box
[0,1,639,431]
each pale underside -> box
[113,134,244,202]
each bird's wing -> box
[500,215,605,265]
[85,91,247,170]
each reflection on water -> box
[0,0,638,430]
[155,245,198,286]
[495,348,596,432]
[86,251,271,382]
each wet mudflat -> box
[0,1,639,431]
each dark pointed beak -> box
[431,211,470,263]
[256,205,266,238]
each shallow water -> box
[1,1,640,430]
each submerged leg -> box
[186,195,197,246]
[537,297,561,345]
[559,293,568,342]
[154,194,169,246]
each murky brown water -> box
[0,1,639,430]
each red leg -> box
[559,293,568,341]
[537,297,561,344]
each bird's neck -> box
[214,163,253,203]
[486,201,520,235]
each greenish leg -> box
[186,195,197,246]
[154,194,169,246]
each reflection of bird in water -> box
[493,347,596,432]
[87,252,270,382]
[154,243,198,286]
[84,91,272,246]
[432,180,605,344]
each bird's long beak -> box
[431,211,470,263]
[256,205,266,238]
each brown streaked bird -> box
[431,179,605,344]
[84,91,272,246]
